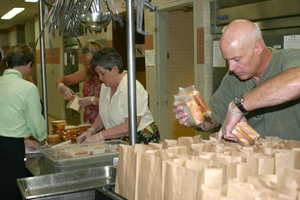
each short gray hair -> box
[253,23,266,47]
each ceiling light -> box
[1,8,25,20]
[25,0,38,2]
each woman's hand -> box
[78,96,96,107]
[82,131,104,144]
[77,129,94,144]
[57,83,75,101]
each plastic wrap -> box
[232,121,261,146]
[40,140,129,173]
[174,85,212,127]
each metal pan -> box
[17,166,116,199]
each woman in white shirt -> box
[77,47,160,144]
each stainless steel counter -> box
[18,165,117,199]
[23,154,123,200]
[25,153,49,176]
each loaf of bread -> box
[67,95,81,112]
[50,120,66,125]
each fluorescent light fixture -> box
[1,8,25,20]
[25,0,38,2]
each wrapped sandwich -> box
[179,85,212,118]
[174,85,212,127]
[232,120,261,146]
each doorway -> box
[113,13,146,89]
[155,1,195,140]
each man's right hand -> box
[173,102,191,127]
[57,83,75,101]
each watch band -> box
[234,95,249,115]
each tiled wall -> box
[169,11,195,139]
[195,0,215,138]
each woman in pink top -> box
[56,41,103,123]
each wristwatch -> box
[234,95,249,115]
[91,97,95,105]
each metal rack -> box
[37,0,157,146]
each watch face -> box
[235,95,243,105]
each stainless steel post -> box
[39,0,49,135]
[126,0,137,145]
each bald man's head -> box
[219,20,269,81]
[220,20,265,52]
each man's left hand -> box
[217,101,243,141]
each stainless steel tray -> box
[17,166,116,199]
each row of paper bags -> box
[115,134,300,200]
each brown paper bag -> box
[246,176,284,198]
[237,162,256,182]
[146,149,177,200]
[136,151,163,200]
[192,135,204,143]
[148,142,164,149]
[252,153,275,175]
[274,150,294,175]
[187,143,205,155]
[285,140,300,149]
[200,184,222,200]
[133,144,152,199]
[163,160,204,200]
[248,175,298,200]
[212,160,237,185]
[115,144,137,199]
[284,168,300,183]
[177,137,194,146]
[168,145,188,155]
[292,148,300,170]
[226,178,262,199]
[115,144,150,200]
[202,144,217,153]
[164,139,178,147]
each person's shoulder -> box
[273,48,300,62]
[23,80,38,90]
[274,48,300,55]
[135,79,145,90]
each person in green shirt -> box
[173,19,300,142]
[0,44,48,200]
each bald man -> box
[173,19,300,141]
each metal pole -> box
[38,0,49,135]
[126,0,137,145]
